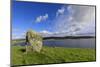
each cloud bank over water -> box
[53,5,95,36]
[39,5,95,37]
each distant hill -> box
[43,36,95,40]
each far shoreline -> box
[12,36,95,40]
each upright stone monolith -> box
[26,30,43,53]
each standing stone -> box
[26,30,43,53]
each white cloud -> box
[12,28,26,39]
[12,32,25,39]
[35,14,48,23]
[56,7,65,17]
[12,35,25,39]
[40,30,52,34]
[54,5,95,36]
[39,30,53,37]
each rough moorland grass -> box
[11,46,96,66]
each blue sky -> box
[12,1,95,39]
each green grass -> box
[11,46,96,66]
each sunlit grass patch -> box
[11,46,96,66]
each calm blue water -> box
[43,38,95,48]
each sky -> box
[12,0,96,39]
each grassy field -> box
[11,46,96,66]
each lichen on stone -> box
[26,30,43,53]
